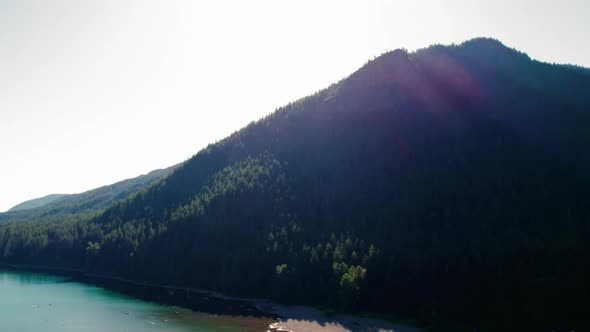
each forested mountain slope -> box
[1,38,589,331]
[7,194,68,212]
[0,166,176,223]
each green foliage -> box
[339,265,366,291]
[333,262,367,308]
[86,241,101,255]
[333,262,349,277]
[275,264,288,276]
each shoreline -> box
[0,262,268,317]
[266,304,423,332]
[0,262,422,332]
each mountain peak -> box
[461,37,507,49]
[458,37,531,62]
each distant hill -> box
[0,166,177,223]
[7,194,68,212]
[1,38,589,331]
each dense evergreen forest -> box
[1,38,590,331]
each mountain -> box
[1,38,589,331]
[7,194,68,212]
[0,166,177,223]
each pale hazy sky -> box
[0,0,588,212]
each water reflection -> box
[0,269,67,285]
[0,269,272,332]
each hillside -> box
[0,166,177,223]
[7,194,68,212]
[1,38,589,331]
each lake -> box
[0,269,272,332]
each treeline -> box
[0,166,176,223]
[1,38,590,331]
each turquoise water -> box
[0,270,270,332]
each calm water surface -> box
[0,270,271,332]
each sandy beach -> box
[262,303,422,332]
